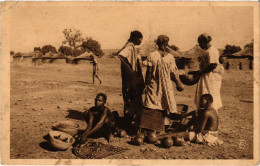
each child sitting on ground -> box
[171,94,223,146]
[79,93,117,144]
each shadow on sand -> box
[65,109,84,120]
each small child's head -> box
[200,94,213,109]
[95,93,107,108]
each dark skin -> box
[80,96,112,143]
[169,96,219,140]
[90,56,102,84]
[189,41,217,76]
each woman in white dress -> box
[192,33,223,111]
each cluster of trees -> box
[223,39,253,56]
[61,28,104,57]
[223,45,242,55]
[30,28,104,57]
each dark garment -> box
[121,62,143,119]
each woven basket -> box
[52,121,79,137]
[49,131,75,150]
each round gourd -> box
[147,132,158,144]
[174,136,185,146]
[119,129,127,138]
[133,136,144,146]
[136,133,145,140]
[162,137,174,148]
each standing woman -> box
[118,30,144,124]
[144,35,183,117]
[193,33,223,111]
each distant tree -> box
[169,45,179,51]
[72,47,86,57]
[82,37,104,57]
[41,45,57,55]
[62,28,84,49]
[34,47,41,52]
[10,51,14,55]
[58,46,73,56]
[244,40,253,50]
[223,44,242,55]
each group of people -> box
[79,30,224,146]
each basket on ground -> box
[52,121,79,137]
[49,130,75,150]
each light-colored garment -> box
[119,42,141,71]
[189,130,221,145]
[195,46,223,111]
[144,51,178,113]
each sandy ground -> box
[10,56,253,159]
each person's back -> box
[196,107,218,132]
[170,94,223,146]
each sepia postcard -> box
[1,1,259,165]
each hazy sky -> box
[10,2,253,52]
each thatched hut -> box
[176,45,208,70]
[50,52,67,64]
[66,56,76,64]
[138,40,183,67]
[225,47,253,70]
[138,40,158,61]
[13,52,23,62]
[74,51,93,65]
[20,52,34,64]
[32,51,44,66]
[42,51,54,63]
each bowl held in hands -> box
[179,72,200,86]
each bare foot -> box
[107,133,113,143]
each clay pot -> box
[147,132,158,144]
[162,137,174,148]
[132,136,144,146]
[174,136,185,146]
[119,129,127,138]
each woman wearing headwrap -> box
[144,35,183,116]
[191,33,223,111]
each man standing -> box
[90,54,102,84]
